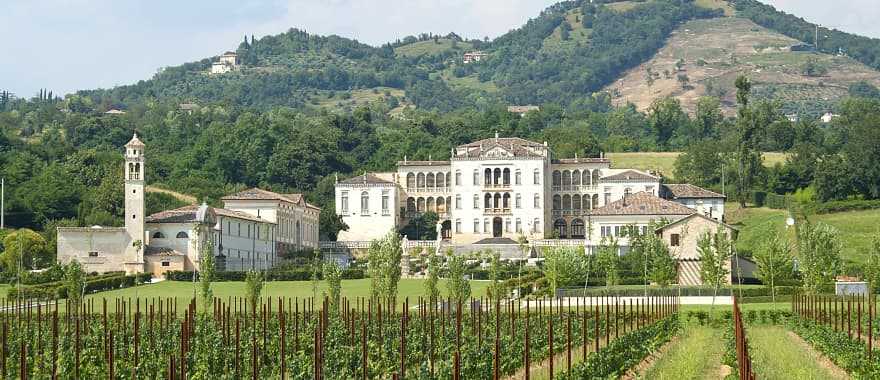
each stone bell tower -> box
[123,133,146,273]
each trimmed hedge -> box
[751,191,791,209]
[8,273,153,300]
[558,285,829,298]
[165,269,366,282]
[809,199,880,214]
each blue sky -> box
[2,0,879,98]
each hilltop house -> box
[211,51,239,74]
[463,51,489,63]
[507,105,540,116]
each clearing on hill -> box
[604,17,880,117]
[394,38,472,57]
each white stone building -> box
[57,134,312,276]
[210,51,239,74]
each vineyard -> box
[0,295,680,379]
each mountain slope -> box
[605,17,880,116]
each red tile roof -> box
[590,192,695,216]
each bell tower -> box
[124,133,146,272]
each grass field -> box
[606,152,787,177]
[84,278,489,305]
[748,325,846,380]
[394,38,471,57]
[726,202,880,264]
[641,324,724,379]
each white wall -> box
[674,198,725,221]
[57,228,133,273]
[336,184,398,241]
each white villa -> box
[334,134,741,285]
[57,134,320,277]
[210,51,239,74]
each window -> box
[360,191,369,215]
[671,234,680,247]
[473,170,480,186]
[601,226,611,238]
[152,231,165,239]
[571,219,585,238]
[455,170,462,186]
[646,185,655,195]
[516,219,522,233]
[381,190,390,215]
[604,192,611,206]
[503,218,509,232]
[515,193,522,209]
[614,226,621,237]
[88,251,99,257]
[624,188,632,197]
[474,219,480,233]
[455,219,461,234]
[161,261,170,267]
[483,219,490,234]
[515,170,521,185]
[176,231,189,239]
[534,194,540,208]
[533,169,540,184]
[533,218,541,233]
[473,194,480,209]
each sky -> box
[2,0,880,98]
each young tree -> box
[2,228,49,272]
[198,242,216,309]
[753,232,793,304]
[734,75,762,207]
[64,261,85,313]
[543,246,586,297]
[445,251,471,304]
[245,270,264,312]
[796,220,842,294]
[486,251,506,303]
[424,251,441,304]
[864,234,880,294]
[323,260,343,312]
[596,236,620,289]
[367,230,403,302]
[648,237,677,288]
[698,227,734,310]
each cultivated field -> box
[606,151,787,177]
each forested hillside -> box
[3,0,880,254]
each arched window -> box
[572,170,581,186]
[502,193,511,209]
[295,221,302,246]
[571,219,586,239]
[426,197,435,212]
[406,198,416,214]
[484,168,492,186]
[436,172,445,188]
[484,193,492,209]
[152,231,165,239]
[562,195,571,210]
[553,195,561,211]
[552,171,561,187]
[493,193,501,209]
[455,170,462,186]
[493,168,502,185]
[406,173,415,189]
[562,170,571,189]
[446,172,451,187]
[426,173,435,188]
[474,194,480,209]
[176,231,189,239]
[359,191,369,215]
[573,195,582,211]
[583,170,590,186]
[534,194,540,208]
[455,194,461,209]
[515,169,521,185]
[554,219,568,239]
[534,169,541,184]
[592,194,599,209]
[502,168,510,185]
[417,197,426,213]
[417,173,426,188]
[436,197,446,213]
[592,170,600,186]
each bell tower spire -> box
[124,133,146,273]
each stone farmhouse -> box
[210,51,239,74]
[57,135,320,277]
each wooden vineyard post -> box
[604,299,609,347]
[51,309,57,380]
[869,294,874,360]
[582,300,587,362]
[525,300,530,380]
[362,312,368,380]
[594,301,599,353]
[615,297,619,340]
[548,315,554,380]
[280,301,286,380]
[848,297,852,339]
[566,311,571,374]
[400,298,407,380]
[494,299,500,380]
[858,295,863,341]
[455,300,462,380]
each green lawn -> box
[394,38,472,57]
[727,202,880,264]
[748,325,846,380]
[86,278,489,305]
[642,324,723,379]
[605,152,787,177]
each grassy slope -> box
[642,324,724,379]
[748,325,845,380]
[394,38,472,57]
[606,152,787,177]
[726,203,880,264]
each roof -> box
[397,160,450,167]
[125,133,145,148]
[222,51,237,56]
[600,169,658,182]
[654,212,737,233]
[338,173,395,186]
[144,246,184,257]
[454,136,547,159]
[590,192,695,216]
[459,136,544,148]
[553,157,610,164]
[223,188,302,204]
[662,184,725,199]
[146,204,272,224]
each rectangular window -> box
[474,219,480,233]
[88,251,99,257]
[341,191,349,214]
[516,219,522,233]
[161,261,170,267]
[534,170,540,184]
[534,194,540,208]
[515,171,521,185]
[515,194,521,209]
[456,172,462,186]
[473,170,480,186]
[484,219,490,234]
[505,219,511,232]
[381,191,390,216]
[671,234,680,247]
[455,220,461,234]
[455,195,462,210]
[614,226,621,237]
[604,193,611,206]
[646,185,655,195]
[473,195,479,209]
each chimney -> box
[404,155,407,164]
[494,131,499,140]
